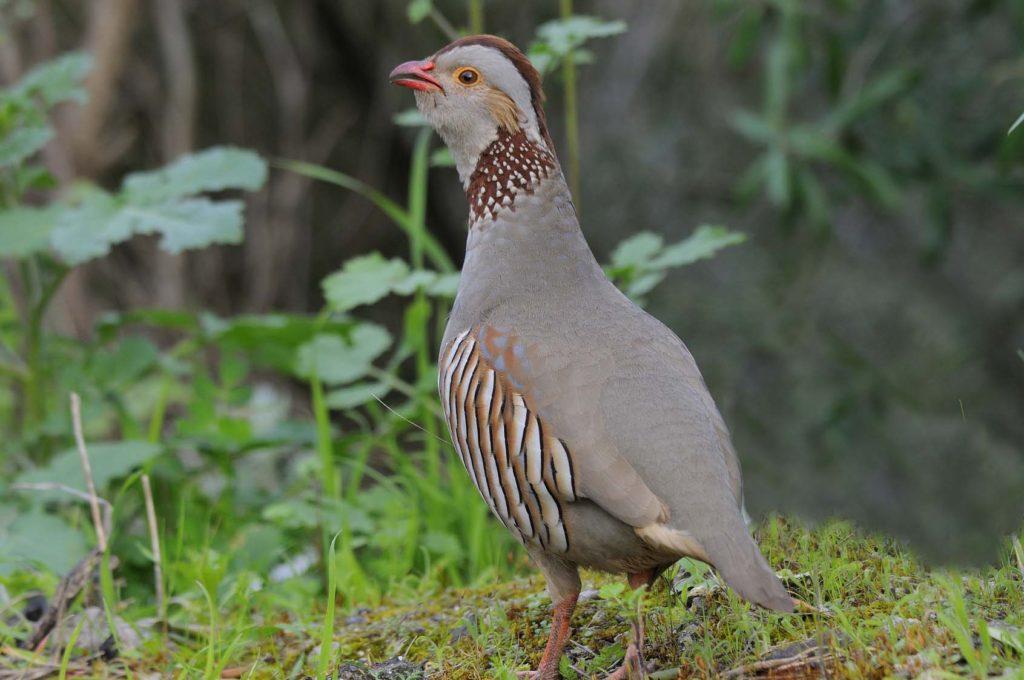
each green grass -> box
[6,517,1021,679]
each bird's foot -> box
[604,642,643,679]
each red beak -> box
[389,59,443,93]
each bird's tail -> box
[703,523,794,613]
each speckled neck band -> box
[466,128,557,227]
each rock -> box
[52,606,141,655]
[335,657,423,679]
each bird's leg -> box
[605,570,658,679]
[518,590,580,680]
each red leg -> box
[537,590,579,679]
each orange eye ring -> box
[454,67,481,86]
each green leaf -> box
[527,44,556,76]
[89,336,159,388]
[0,509,88,575]
[51,192,249,264]
[764,148,790,207]
[50,189,132,263]
[607,227,745,299]
[729,110,775,145]
[211,313,356,374]
[534,16,627,57]
[10,52,93,108]
[15,440,162,496]
[95,309,200,346]
[989,624,1024,656]
[587,642,625,674]
[406,0,432,24]
[425,271,460,297]
[324,381,391,410]
[262,498,321,530]
[322,254,455,310]
[0,124,52,167]
[128,198,246,253]
[0,205,60,257]
[651,225,747,269]
[823,68,915,133]
[322,253,411,312]
[610,231,664,268]
[530,15,627,75]
[121,146,267,204]
[293,324,392,385]
[598,581,626,600]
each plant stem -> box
[312,375,338,503]
[148,373,173,442]
[468,0,484,34]
[408,127,432,270]
[22,260,68,436]
[560,0,581,208]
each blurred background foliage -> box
[0,0,1022,621]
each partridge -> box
[390,36,793,679]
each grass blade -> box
[317,532,341,680]
[275,158,454,273]
[1010,111,1024,135]
[58,614,88,680]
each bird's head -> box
[390,35,555,182]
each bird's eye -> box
[455,67,480,86]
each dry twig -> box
[70,392,107,551]
[19,549,102,652]
[141,474,165,622]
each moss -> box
[296,518,1024,678]
[11,517,1018,678]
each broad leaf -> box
[531,16,627,74]
[651,225,747,269]
[535,16,627,54]
[322,253,411,312]
[610,232,664,269]
[15,440,163,496]
[294,324,392,385]
[0,124,52,167]
[127,198,245,253]
[424,271,460,297]
[50,189,134,264]
[322,254,458,311]
[47,192,233,264]
[211,313,357,374]
[325,381,392,410]
[122,146,267,204]
[10,52,92,108]
[89,336,160,388]
[0,205,60,257]
[607,226,746,300]
[0,509,88,575]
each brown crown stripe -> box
[466,128,557,224]
[438,327,575,553]
[435,34,554,152]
